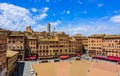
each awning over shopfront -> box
[29,56,36,59]
[25,56,36,60]
[59,55,70,59]
[76,54,81,57]
[93,55,120,61]
[38,56,54,59]
[107,56,120,61]
[93,55,107,59]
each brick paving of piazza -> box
[32,60,120,76]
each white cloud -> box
[1,3,120,36]
[42,7,49,13]
[34,13,47,20]
[66,11,70,14]
[50,20,61,27]
[0,3,49,31]
[34,7,49,20]
[57,20,120,36]
[31,8,37,12]
[33,20,61,32]
[100,16,109,20]
[33,24,45,31]
[98,3,104,7]
[96,16,109,23]
[110,15,120,23]
[0,3,35,30]
[68,24,72,27]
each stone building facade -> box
[88,34,120,57]
[37,32,83,59]
[0,24,85,60]
[0,34,7,76]
[6,50,18,76]
[7,32,25,60]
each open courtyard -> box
[32,60,120,76]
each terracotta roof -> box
[55,32,69,37]
[48,39,58,41]
[38,38,58,41]
[9,32,25,36]
[27,36,37,39]
[38,38,49,41]
[79,37,88,39]
[89,34,105,38]
[0,28,9,32]
[69,38,75,41]
[73,34,84,37]
[103,35,120,38]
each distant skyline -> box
[0,0,120,36]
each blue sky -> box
[0,0,120,36]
